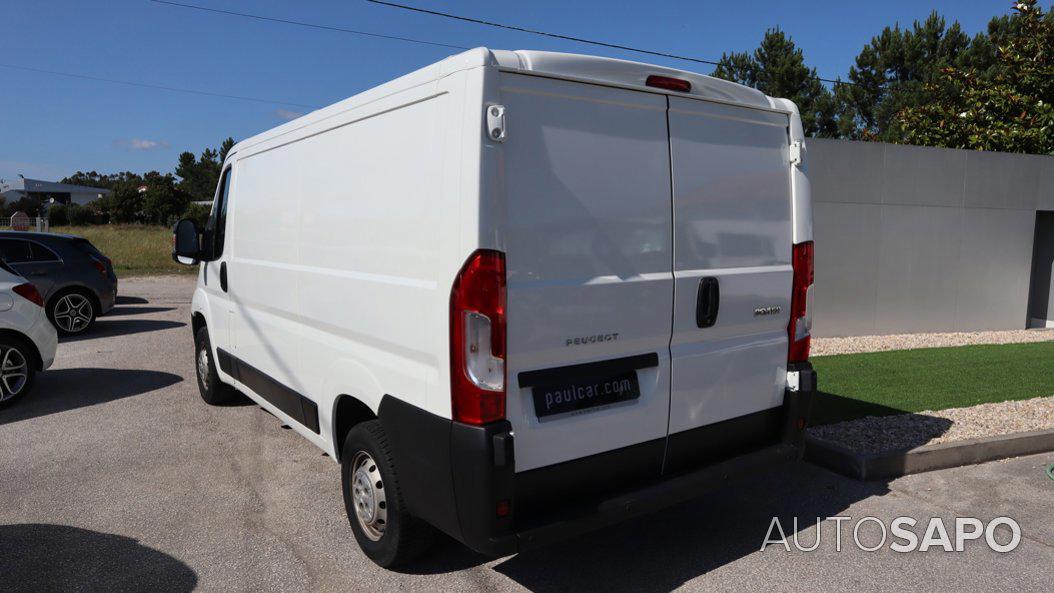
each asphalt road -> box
[1,275,1052,592]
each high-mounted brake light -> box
[12,283,44,308]
[646,75,692,93]
[450,250,506,425]
[788,241,814,363]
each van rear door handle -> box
[220,262,228,293]
[696,277,719,328]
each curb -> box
[804,428,1054,481]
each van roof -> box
[230,48,784,158]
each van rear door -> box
[501,73,674,474]
[664,96,793,473]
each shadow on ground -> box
[107,306,176,316]
[0,524,197,593]
[115,295,149,305]
[0,368,182,425]
[399,462,892,591]
[60,319,185,343]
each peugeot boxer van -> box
[173,48,817,568]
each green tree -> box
[835,12,974,140]
[140,171,192,225]
[712,28,838,137]
[894,0,1054,154]
[175,148,220,202]
[219,136,235,163]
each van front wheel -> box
[194,327,237,405]
[341,420,433,567]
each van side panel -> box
[297,89,454,425]
[228,81,456,450]
[228,145,306,431]
[665,97,793,457]
[500,73,675,473]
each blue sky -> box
[0,0,1038,183]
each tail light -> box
[90,257,107,277]
[450,250,506,425]
[788,241,814,363]
[12,283,44,307]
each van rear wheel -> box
[341,420,433,567]
[194,327,237,405]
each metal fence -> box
[0,217,50,232]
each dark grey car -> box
[0,232,118,336]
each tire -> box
[194,326,237,405]
[0,336,36,409]
[341,420,433,568]
[46,288,97,336]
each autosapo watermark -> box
[761,516,1021,553]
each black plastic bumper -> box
[377,362,817,557]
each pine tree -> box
[894,0,1054,154]
[712,28,838,137]
[835,12,973,140]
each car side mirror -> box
[172,218,203,265]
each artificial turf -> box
[809,341,1054,426]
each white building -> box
[0,177,112,206]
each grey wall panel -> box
[882,144,966,208]
[873,205,963,334]
[964,150,1041,210]
[955,208,1035,331]
[811,202,881,337]
[807,138,883,204]
[807,139,1051,337]
[1006,154,1044,211]
[964,150,1011,209]
[1038,160,1054,210]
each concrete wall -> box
[808,139,1054,337]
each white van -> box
[174,48,817,567]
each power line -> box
[366,0,850,86]
[150,0,469,51]
[0,62,316,108]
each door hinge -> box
[789,140,804,166]
[486,104,506,143]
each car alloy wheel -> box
[350,451,388,541]
[53,293,94,334]
[0,346,29,401]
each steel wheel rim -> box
[197,347,210,391]
[0,346,28,400]
[350,451,387,541]
[53,293,93,333]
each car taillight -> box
[12,283,44,307]
[450,250,506,425]
[788,241,814,363]
[90,257,107,277]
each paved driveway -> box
[1,275,1051,592]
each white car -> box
[0,261,57,408]
[173,48,817,567]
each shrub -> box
[182,202,212,228]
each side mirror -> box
[172,218,203,265]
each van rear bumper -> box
[377,362,817,557]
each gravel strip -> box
[807,396,1054,455]
[813,328,1054,357]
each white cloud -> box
[275,108,305,121]
[114,138,170,151]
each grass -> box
[810,341,1054,426]
[52,225,194,277]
